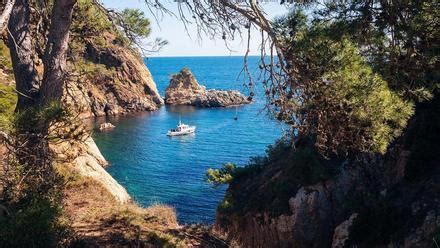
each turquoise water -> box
[93,56,284,224]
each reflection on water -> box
[166,105,198,114]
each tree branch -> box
[0,0,15,34]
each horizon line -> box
[145,54,265,58]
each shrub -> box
[0,196,70,247]
[206,163,236,186]
[121,9,151,39]
[273,12,415,155]
[0,102,72,246]
[147,232,184,248]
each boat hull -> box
[167,127,196,136]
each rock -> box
[64,32,164,119]
[403,210,440,248]
[99,122,115,131]
[332,213,358,248]
[50,137,131,204]
[165,68,250,107]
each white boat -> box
[167,120,196,136]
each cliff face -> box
[0,7,163,203]
[65,33,163,119]
[51,137,131,203]
[2,35,161,203]
[215,95,440,248]
[165,68,250,107]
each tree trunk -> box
[7,0,40,110]
[0,0,15,34]
[39,0,76,104]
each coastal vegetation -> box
[0,0,438,247]
[204,1,438,247]
[0,0,185,246]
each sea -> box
[92,56,285,224]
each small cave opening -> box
[103,104,110,116]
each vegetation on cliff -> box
[206,2,438,247]
[0,0,438,247]
[0,0,172,246]
[68,0,164,118]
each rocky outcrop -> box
[65,33,163,119]
[215,95,440,247]
[51,136,131,204]
[331,213,358,248]
[165,68,250,107]
[56,33,157,203]
[73,138,131,204]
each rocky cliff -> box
[64,33,163,119]
[165,68,250,107]
[51,136,131,203]
[57,5,163,202]
[214,94,440,247]
[0,1,163,203]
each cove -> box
[93,56,284,223]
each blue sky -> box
[101,0,290,57]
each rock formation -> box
[165,68,250,107]
[0,5,163,204]
[64,33,163,119]
[51,137,131,204]
[55,28,163,203]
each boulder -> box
[165,68,250,107]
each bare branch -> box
[0,0,15,34]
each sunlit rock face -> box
[50,136,131,204]
[165,68,250,107]
[64,32,163,119]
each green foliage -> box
[0,102,72,246]
[210,138,337,216]
[74,60,117,79]
[0,40,13,73]
[70,0,115,54]
[14,101,65,133]
[71,3,152,48]
[0,196,70,247]
[316,1,439,101]
[217,192,234,214]
[121,9,151,39]
[72,0,112,36]
[320,39,414,154]
[274,13,414,155]
[0,84,17,131]
[206,163,236,186]
[0,40,17,131]
[147,232,184,248]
